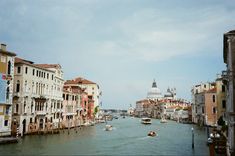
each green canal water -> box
[0,117,209,155]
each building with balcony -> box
[62,86,82,128]
[12,57,64,135]
[0,44,16,136]
[191,82,216,124]
[65,77,100,118]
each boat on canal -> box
[148,131,157,137]
[105,124,113,131]
[141,117,152,124]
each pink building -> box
[62,86,81,128]
[204,88,217,126]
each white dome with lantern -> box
[147,79,163,100]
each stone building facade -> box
[0,44,16,136]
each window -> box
[16,80,20,92]
[16,104,19,113]
[212,95,216,103]
[202,107,204,114]
[17,66,21,74]
[33,69,35,76]
[31,102,33,113]
[63,94,65,100]
[36,70,38,77]
[204,84,206,88]
[4,120,8,126]
[6,86,9,100]
[24,101,26,113]
[222,85,225,92]
[47,73,49,79]
[52,75,54,80]
[213,107,216,114]
[30,118,32,123]
[5,106,10,115]
[25,67,28,74]
[66,94,69,100]
[0,55,6,63]
[222,100,226,109]
[7,61,11,75]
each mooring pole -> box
[192,127,194,149]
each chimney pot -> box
[0,44,7,51]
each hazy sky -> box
[1,0,235,109]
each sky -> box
[0,0,235,109]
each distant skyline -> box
[1,0,235,109]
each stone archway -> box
[39,119,44,130]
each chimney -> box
[0,44,7,51]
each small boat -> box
[160,119,167,123]
[148,131,156,137]
[105,124,113,131]
[141,118,151,124]
[113,116,119,119]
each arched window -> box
[32,82,34,94]
[212,95,216,103]
[36,83,38,94]
[16,80,20,92]
[31,101,33,113]
[24,101,26,113]
[16,104,19,113]
[24,80,27,92]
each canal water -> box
[0,117,209,155]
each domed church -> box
[147,79,163,100]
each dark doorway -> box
[39,119,44,129]
[22,119,26,134]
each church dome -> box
[147,80,162,100]
[164,88,173,97]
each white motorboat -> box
[141,118,152,124]
[160,119,167,123]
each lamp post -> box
[192,127,194,149]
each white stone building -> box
[12,57,64,135]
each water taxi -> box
[141,118,152,124]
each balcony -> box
[64,112,76,116]
[76,106,83,111]
[13,92,21,97]
[35,111,46,116]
